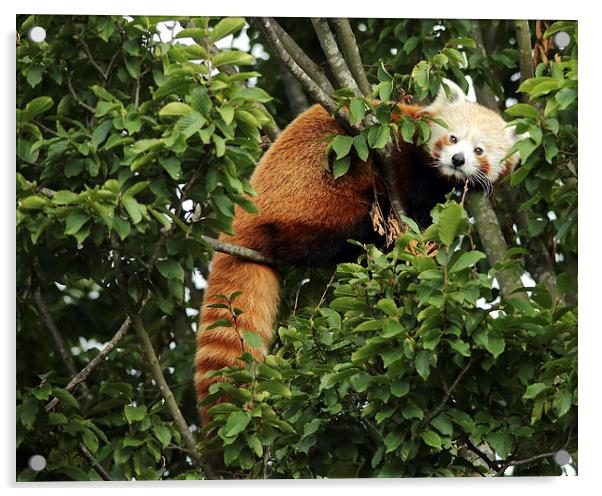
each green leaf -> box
[209,17,246,42]
[124,405,147,423]
[159,157,181,179]
[332,156,351,179]
[122,196,143,224]
[91,120,113,148]
[421,430,442,448]
[175,111,207,138]
[157,259,185,281]
[437,203,465,246]
[449,251,485,273]
[505,103,540,120]
[384,431,404,453]
[349,99,366,125]
[375,298,398,317]
[255,380,291,398]
[331,135,354,160]
[447,37,476,49]
[52,388,80,409]
[523,382,548,400]
[21,96,53,122]
[230,87,272,103]
[26,67,43,88]
[485,332,505,358]
[64,211,90,235]
[390,380,410,398]
[371,124,390,149]
[217,104,235,125]
[212,50,254,67]
[353,134,369,162]
[242,330,262,349]
[487,432,513,458]
[415,350,433,380]
[223,411,251,437]
[153,425,172,448]
[159,102,193,117]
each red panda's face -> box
[424,80,522,190]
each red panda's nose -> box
[452,153,465,168]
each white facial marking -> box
[424,81,519,189]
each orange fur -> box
[194,97,516,421]
[194,105,382,421]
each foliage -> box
[203,201,577,477]
[17,16,577,480]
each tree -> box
[16,16,577,480]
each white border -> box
[3,1,599,495]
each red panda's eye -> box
[474,147,484,156]
[449,135,457,143]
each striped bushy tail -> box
[194,250,280,423]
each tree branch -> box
[267,18,335,95]
[66,73,96,114]
[34,290,79,378]
[515,20,535,82]
[465,194,527,302]
[129,311,217,479]
[257,17,409,224]
[310,18,363,96]
[78,442,112,480]
[110,235,218,479]
[331,18,372,96]
[202,236,276,267]
[468,22,528,303]
[257,18,344,123]
[511,20,562,303]
[419,357,474,431]
[45,316,133,412]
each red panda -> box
[194,80,521,420]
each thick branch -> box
[110,236,217,479]
[512,20,562,302]
[466,194,527,302]
[470,21,500,111]
[258,17,408,223]
[468,22,528,303]
[515,20,535,83]
[331,18,371,96]
[257,18,342,120]
[129,312,217,479]
[268,18,335,95]
[311,18,363,96]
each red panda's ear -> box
[424,78,467,113]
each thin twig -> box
[465,438,501,471]
[78,37,109,81]
[419,357,474,431]
[66,73,96,114]
[45,316,134,412]
[34,290,79,378]
[78,442,112,481]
